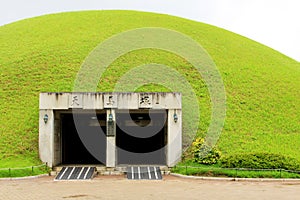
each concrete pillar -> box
[39,109,54,167]
[106,109,116,167]
[53,117,61,167]
[167,109,182,167]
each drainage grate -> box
[55,167,95,180]
[126,166,162,180]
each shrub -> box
[220,153,300,170]
[192,137,221,165]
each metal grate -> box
[55,167,95,180]
[126,166,162,180]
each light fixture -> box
[43,114,49,124]
[108,113,113,123]
[173,113,178,123]
[107,112,115,136]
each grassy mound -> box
[0,10,299,167]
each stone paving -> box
[0,175,299,200]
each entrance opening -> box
[61,113,106,165]
[116,110,167,165]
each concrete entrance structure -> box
[39,92,182,168]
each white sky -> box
[0,0,299,61]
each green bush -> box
[220,153,300,170]
[192,138,221,165]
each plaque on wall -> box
[68,94,83,108]
[104,94,118,108]
[139,94,153,108]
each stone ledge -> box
[170,173,300,182]
[0,174,49,181]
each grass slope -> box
[0,10,299,167]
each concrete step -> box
[127,166,163,180]
[55,167,96,181]
[52,165,170,176]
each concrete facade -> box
[39,92,182,168]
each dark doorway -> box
[116,110,167,165]
[61,113,106,165]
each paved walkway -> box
[0,175,299,200]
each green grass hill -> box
[0,10,299,167]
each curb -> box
[0,174,49,181]
[170,173,300,182]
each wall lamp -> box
[107,112,115,137]
[108,113,113,123]
[43,114,49,124]
[173,113,178,123]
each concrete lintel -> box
[40,92,181,110]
